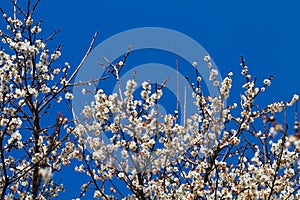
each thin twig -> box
[67,31,98,84]
[38,31,98,112]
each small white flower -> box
[118,172,125,178]
[192,61,197,67]
[15,32,22,39]
[292,94,299,102]
[263,79,271,86]
[26,17,33,26]
[118,61,124,66]
[287,94,299,106]
[204,55,210,62]
[18,99,25,106]
[41,85,50,94]
[142,81,151,90]
[65,62,70,69]
[31,25,42,34]
[94,190,102,198]
[213,81,219,87]
[65,92,73,100]
[53,68,60,75]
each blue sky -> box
[33,0,300,101]
[1,0,300,199]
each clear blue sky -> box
[1,0,300,199]
[33,0,300,103]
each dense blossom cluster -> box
[72,55,300,199]
[0,2,81,199]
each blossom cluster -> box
[73,55,300,199]
[0,3,77,199]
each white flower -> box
[53,68,60,75]
[141,90,149,99]
[65,62,70,68]
[287,94,299,106]
[118,61,124,66]
[263,79,271,86]
[142,81,151,90]
[129,141,136,150]
[293,94,299,101]
[18,99,25,106]
[36,39,45,49]
[31,25,42,33]
[75,164,85,173]
[94,190,102,198]
[213,81,219,87]
[118,172,125,178]
[25,17,33,26]
[15,32,22,39]
[126,79,137,90]
[14,88,26,98]
[51,51,61,60]
[57,96,62,103]
[41,85,50,94]
[11,130,22,141]
[204,55,210,62]
[65,92,74,100]
[192,61,197,67]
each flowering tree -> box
[73,55,300,199]
[0,1,97,199]
[1,1,300,200]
